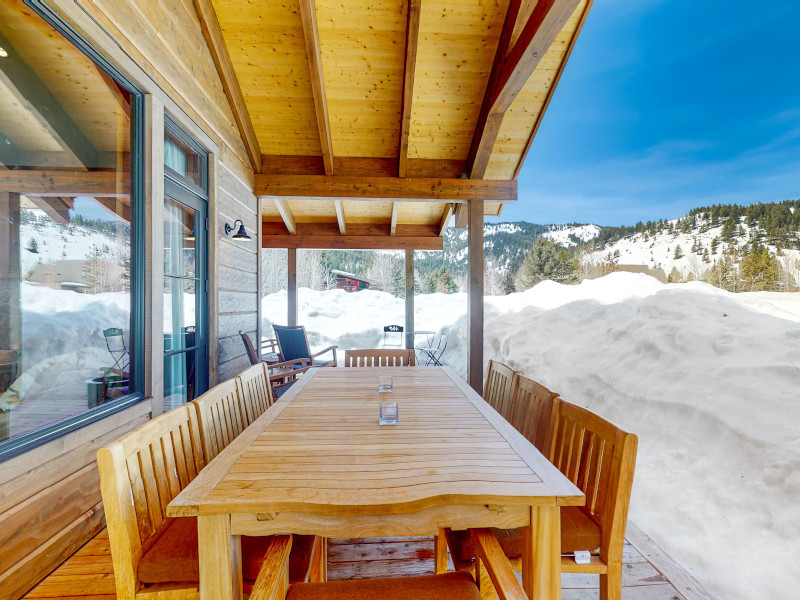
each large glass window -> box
[0,3,141,455]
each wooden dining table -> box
[167,366,584,600]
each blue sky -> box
[494,0,800,227]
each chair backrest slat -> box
[483,360,516,418]
[548,398,638,557]
[98,405,205,597]
[191,378,248,462]
[507,374,558,453]
[236,363,275,424]
[344,349,416,367]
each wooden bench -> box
[343,348,416,367]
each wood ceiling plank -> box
[194,0,262,173]
[398,0,422,178]
[261,156,466,178]
[256,174,516,202]
[469,0,579,179]
[298,0,335,174]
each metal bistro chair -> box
[381,324,404,348]
[103,327,129,374]
[416,331,447,366]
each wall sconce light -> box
[224,219,252,241]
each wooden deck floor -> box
[22,529,694,600]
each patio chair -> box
[240,331,313,397]
[103,327,129,374]
[507,373,559,455]
[415,331,447,366]
[444,397,638,600]
[273,324,337,367]
[190,378,248,461]
[381,324,404,348]
[344,348,416,367]
[483,359,517,419]
[236,363,275,424]
[249,529,526,600]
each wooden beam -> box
[404,249,415,349]
[468,0,579,179]
[256,174,516,202]
[513,0,592,178]
[398,0,422,178]
[263,156,467,178]
[262,222,442,250]
[454,203,468,228]
[0,170,127,197]
[438,203,454,237]
[298,0,334,175]
[288,248,297,326]
[468,198,484,393]
[273,199,297,235]
[333,200,346,235]
[28,196,72,224]
[194,0,262,173]
[390,202,399,236]
[0,31,96,169]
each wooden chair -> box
[190,378,248,461]
[445,398,638,600]
[483,360,517,419]
[273,324,337,367]
[250,529,527,600]
[343,348,416,367]
[240,330,313,397]
[506,374,559,454]
[236,363,275,425]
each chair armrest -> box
[311,346,338,364]
[250,535,292,600]
[469,528,527,600]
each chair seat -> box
[287,572,480,600]
[138,516,314,584]
[450,507,602,563]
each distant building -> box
[616,264,668,283]
[27,260,88,291]
[331,270,380,292]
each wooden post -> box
[287,248,297,326]
[0,192,21,370]
[404,249,414,349]
[468,198,484,393]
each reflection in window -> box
[0,5,136,444]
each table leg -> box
[198,514,242,600]
[521,505,561,600]
[434,528,448,573]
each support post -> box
[0,192,21,375]
[287,248,297,326]
[404,249,414,349]
[468,198,484,392]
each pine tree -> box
[517,237,577,289]
[673,245,683,259]
[26,238,39,253]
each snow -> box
[544,224,601,247]
[261,273,800,600]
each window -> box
[0,2,143,458]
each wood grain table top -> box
[168,367,583,517]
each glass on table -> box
[379,401,399,426]
[378,375,393,393]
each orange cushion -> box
[287,572,480,600]
[450,507,602,563]
[137,517,313,584]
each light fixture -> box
[0,47,8,58]
[224,219,252,241]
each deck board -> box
[22,528,693,600]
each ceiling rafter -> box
[390,202,399,236]
[398,0,422,178]
[0,30,96,169]
[468,0,579,179]
[194,0,262,173]
[298,0,334,175]
[437,203,454,236]
[273,198,297,235]
[334,199,346,235]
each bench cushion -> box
[138,516,314,584]
[287,572,480,600]
[450,507,602,562]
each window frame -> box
[0,1,147,462]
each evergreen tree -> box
[517,237,577,289]
[739,245,780,291]
[673,245,683,259]
[26,238,39,253]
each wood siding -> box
[0,402,151,600]
[216,162,259,383]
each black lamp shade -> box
[225,220,252,241]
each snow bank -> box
[262,273,800,600]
